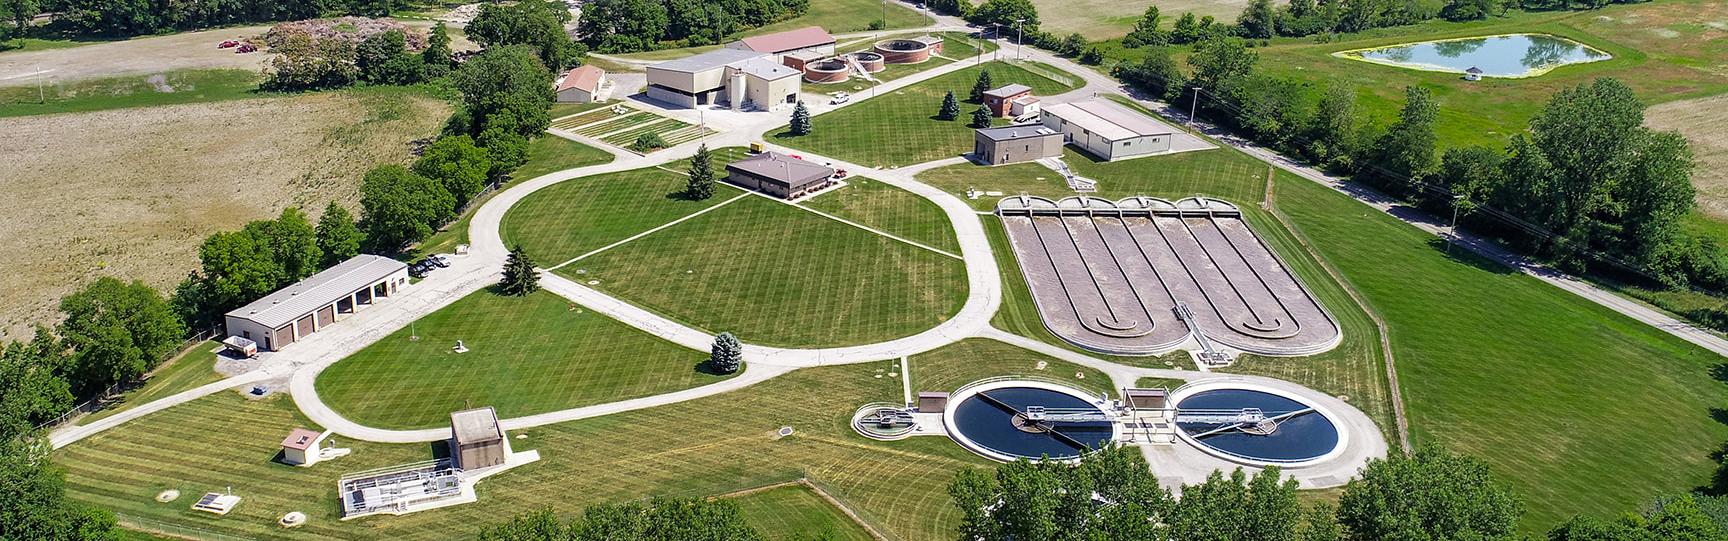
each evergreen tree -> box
[424,20,456,71]
[709,332,742,374]
[970,69,994,102]
[315,202,361,268]
[970,104,993,128]
[788,101,812,136]
[686,144,715,200]
[938,91,961,121]
[498,244,539,296]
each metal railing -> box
[115,513,257,541]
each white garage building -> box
[1040,99,1177,161]
[223,254,409,351]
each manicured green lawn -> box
[1274,174,1728,532]
[78,341,226,426]
[0,69,265,117]
[772,62,1083,167]
[917,146,1268,212]
[414,135,615,259]
[799,177,960,254]
[910,338,1113,398]
[560,195,968,348]
[62,354,1005,540]
[317,289,726,430]
[727,484,876,541]
[500,166,744,266]
[548,101,609,119]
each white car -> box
[831,93,850,105]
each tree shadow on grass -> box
[692,360,730,376]
[1422,237,1520,276]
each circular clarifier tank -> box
[1172,384,1343,466]
[945,379,1118,462]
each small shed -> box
[1124,388,1169,410]
[280,428,321,465]
[556,65,608,103]
[917,392,949,412]
[982,83,1032,118]
[451,407,507,470]
[1009,95,1041,119]
[1463,66,1483,81]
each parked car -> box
[409,263,429,278]
[236,44,257,53]
[834,169,849,179]
[915,3,926,9]
[427,254,451,268]
[830,92,850,105]
[218,40,239,48]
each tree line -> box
[474,497,838,541]
[31,0,399,38]
[575,0,810,53]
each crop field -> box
[1028,0,1249,40]
[557,195,968,347]
[1274,174,1728,532]
[317,289,727,430]
[60,339,1112,541]
[501,166,745,265]
[0,85,449,340]
[799,178,961,254]
[1646,93,1728,222]
[772,62,1082,167]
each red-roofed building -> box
[555,65,608,103]
[727,26,836,61]
[281,428,322,465]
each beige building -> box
[725,151,835,199]
[974,124,1064,165]
[1040,99,1176,161]
[645,48,802,111]
[223,255,408,351]
[727,57,802,111]
[451,407,508,470]
[555,65,608,103]
[280,428,321,466]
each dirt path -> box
[0,26,274,85]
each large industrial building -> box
[727,26,836,61]
[1039,99,1177,161]
[974,124,1064,165]
[223,254,408,352]
[645,48,802,111]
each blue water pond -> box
[1337,34,1610,77]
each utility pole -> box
[991,23,1000,60]
[1015,18,1025,60]
[1447,195,1465,255]
[1188,87,1201,127]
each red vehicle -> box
[218,40,239,48]
[834,169,849,179]
[236,44,257,53]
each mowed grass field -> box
[0,69,264,117]
[560,195,968,347]
[916,146,1267,212]
[0,85,450,339]
[501,166,746,265]
[743,0,930,37]
[727,484,875,541]
[800,177,961,254]
[316,289,727,430]
[78,341,225,425]
[1274,175,1728,532]
[60,339,1106,541]
[772,62,1082,167]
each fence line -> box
[1006,58,1077,87]
[115,513,258,541]
[33,327,219,431]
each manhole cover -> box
[779,427,794,436]
[156,490,180,503]
[587,280,599,285]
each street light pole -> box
[1015,18,1025,60]
[991,23,1000,60]
[1188,87,1201,127]
[1446,195,1465,255]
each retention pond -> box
[1333,33,1611,77]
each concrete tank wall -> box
[875,39,933,64]
[804,60,850,83]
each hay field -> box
[1026,0,1248,39]
[0,87,449,338]
[1646,94,1728,221]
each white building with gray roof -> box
[223,254,408,351]
[1040,99,1177,161]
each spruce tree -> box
[970,104,993,128]
[709,332,742,374]
[938,91,961,121]
[788,101,812,136]
[499,244,539,296]
[686,144,715,200]
[970,69,993,102]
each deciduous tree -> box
[316,202,362,268]
[359,164,454,252]
[1337,446,1522,541]
[414,135,494,209]
[454,45,556,138]
[58,277,183,395]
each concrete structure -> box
[450,407,507,470]
[982,84,1031,118]
[645,48,768,109]
[555,65,607,103]
[917,392,949,412]
[974,124,1064,165]
[781,49,826,71]
[281,428,321,466]
[1040,99,1176,161]
[645,48,801,111]
[875,36,943,64]
[1009,95,1040,118]
[725,151,835,199]
[802,58,850,83]
[223,255,408,351]
[728,26,836,61]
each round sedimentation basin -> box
[804,59,850,83]
[1169,382,1345,467]
[944,379,1118,462]
[875,39,933,64]
[852,52,886,72]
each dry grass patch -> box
[1646,94,1728,221]
[1026,0,1249,39]
[0,87,449,338]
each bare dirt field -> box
[1647,94,1728,220]
[0,89,449,338]
[1030,0,1249,40]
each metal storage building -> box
[1039,99,1176,161]
[645,48,772,109]
[727,26,836,61]
[222,254,408,351]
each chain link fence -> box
[33,328,219,431]
[115,513,257,541]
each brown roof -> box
[737,26,835,53]
[557,65,606,93]
[727,151,834,189]
[281,428,321,451]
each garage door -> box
[297,315,315,338]
[317,306,335,327]
[275,325,295,348]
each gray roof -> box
[225,255,405,329]
[730,57,801,81]
[1043,99,1176,141]
[727,151,834,188]
[451,407,503,443]
[976,124,1058,142]
[648,48,769,74]
[983,84,1032,99]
